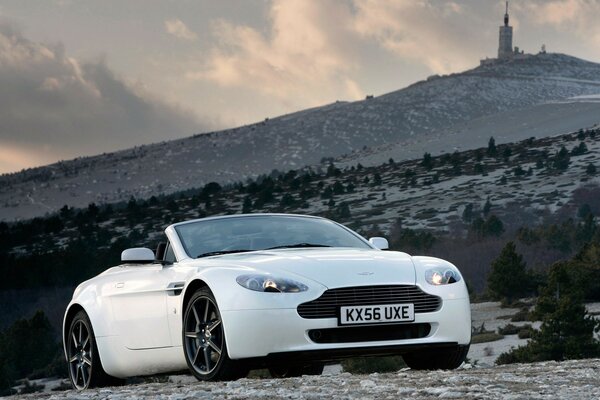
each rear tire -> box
[183,288,248,381]
[268,363,324,378]
[403,345,470,370]
[66,311,124,389]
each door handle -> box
[115,282,125,289]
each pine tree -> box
[373,173,382,186]
[487,137,497,156]
[484,215,504,237]
[498,262,600,364]
[462,203,474,223]
[483,197,492,216]
[487,242,531,303]
[553,146,570,170]
[279,193,294,208]
[502,147,512,161]
[338,202,351,219]
[585,163,596,175]
[421,152,433,170]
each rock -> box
[7,358,600,399]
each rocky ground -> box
[9,358,600,399]
[8,302,600,398]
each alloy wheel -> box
[184,296,224,375]
[68,320,93,389]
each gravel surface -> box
[10,359,600,400]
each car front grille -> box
[307,323,431,344]
[297,285,442,319]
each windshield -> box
[174,215,371,258]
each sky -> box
[1,0,600,174]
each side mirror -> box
[121,248,155,263]
[369,237,389,250]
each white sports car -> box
[63,214,471,389]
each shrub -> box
[0,311,59,392]
[498,324,520,335]
[472,332,504,344]
[510,308,531,322]
[470,215,505,238]
[19,380,44,394]
[518,326,533,339]
[341,356,406,374]
[0,362,14,396]
[388,224,437,252]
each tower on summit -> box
[480,2,537,66]
[498,1,513,59]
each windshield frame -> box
[171,214,374,259]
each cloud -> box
[191,0,490,111]
[165,18,198,41]
[520,0,600,46]
[188,0,364,109]
[0,22,211,174]
[351,0,483,74]
[523,0,585,25]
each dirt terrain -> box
[10,358,600,399]
[7,302,600,398]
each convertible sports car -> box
[63,214,471,389]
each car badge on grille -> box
[357,271,374,275]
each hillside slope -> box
[337,97,600,167]
[4,125,600,296]
[2,53,600,220]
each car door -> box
[109,261,176,350]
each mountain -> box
[2,53,600,221]
[4,124,600,295]
[2,124,600,364]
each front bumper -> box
[222,297,471,360]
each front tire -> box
[183,288,247,381]
[67,311,123,389]
[403,344,470,370]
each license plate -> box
[339,303,414,325]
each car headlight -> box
[425,268,461,285]
[236,274,308,293]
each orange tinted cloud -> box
[188,0,364,108]
[0,142,55,173]
[521,0,600,45]
[165,19,198,41]
[352,0,481,74]
[193,0,486,108]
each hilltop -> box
[2,53,600,221]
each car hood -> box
[198,248,416,288]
